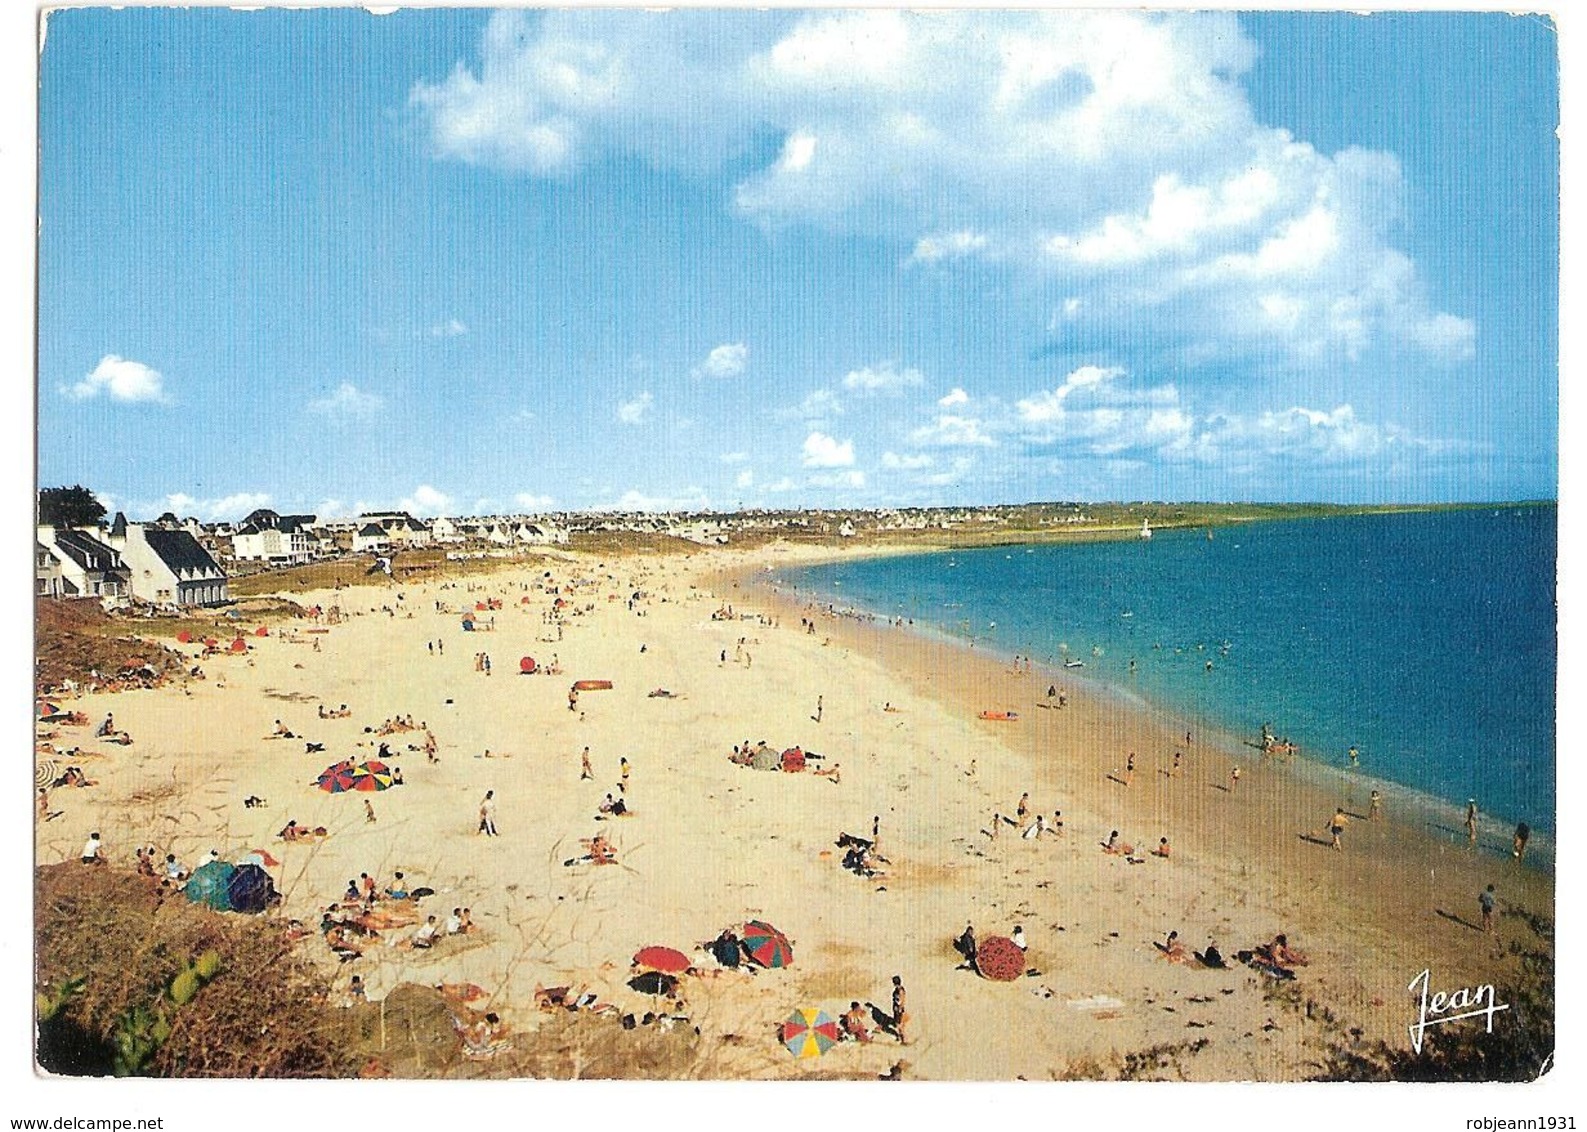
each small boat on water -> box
[1140,518,1152,540]
[1064,659,1085,669]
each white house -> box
[104,515,229,606]
[36,543,68,597]
[232,516,314,566]
[353,523,391,553]
[36,526,130,599]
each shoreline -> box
[749,526,1556,857]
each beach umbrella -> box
[520,656,537,674]
[974,935,1026,982]
[204,637,218,648]
[184,860,237,911]
[632,946,692,975]
[176,630,192,644]
[36,700,61,720]
[255,626,269,637]
[627,971,679,997]
[741,920,794,969]
[781,1008,840,1058]
[349,762,394,792]
[229,638,247,653]
[314,762,359,793]
[36,760,60,790]
[241,849,281,868]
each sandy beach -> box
[33,543,1555,1081]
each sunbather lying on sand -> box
[1252,934,1309,969]
[1101,830,1135,856]
[564,834,618,866]
[1154,931,1195,963]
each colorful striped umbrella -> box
[782,1008,840,1058]
[314,761,359,793]
[741,920,793,969]
[349,762,394,792]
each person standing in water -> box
[1466,799,1479,847]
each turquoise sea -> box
[774,507,1557,838]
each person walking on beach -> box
[1370,790,1382,821]
[479,790,498,837]
[580,747,593,781]
[1124,753,1136,787]
[1329,808,1349,851]
[814,695,823,724]
[1230,766,1241,790]
[1513,822,1531,862]
[1479,883,1497,933]
[1172,751,1182,777]
[1466,799,1479,847]
[1016,793,1030,821]
[620,757,631,791]
[364,798,377,824]
[890,975,909,1044]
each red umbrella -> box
[255,626,269,637]
[974,935,1026,981]
[632,946,692,975]
[741,920,793,969]
[230,638,248,653]
[176,630,193,643]
[520,656,537,674]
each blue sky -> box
[36,8,1559,519]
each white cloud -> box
[67,355,167,403]
[911,230,988,263]
[430,318,469,337]
[842,362,925,392]
[734,468,754,489]
[938,387,969,407]
[617,391,654,423]
[309,383,384,417]
[1408,312,1477,362]
[802,431,855,467]
[910,414,996,448]
[159,491,271,522]
[314,499,349,521]
[1016,364,1128,423]
[881,451,934,470]
[692,342,749,379]
[400,484,454,516]
[785,388,844,421]
[602,487,711,512]
[514,492,556,510]
[410,11,1470,367]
